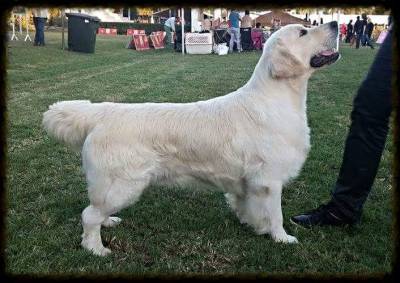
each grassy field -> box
[5,32,393,275]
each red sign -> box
[98,28,117,35]
[149,31,165,49]
[127,29,145,36]
[132,35,150,51]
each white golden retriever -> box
[43,22,339,256]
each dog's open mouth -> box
[310,48,340,68]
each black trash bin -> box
[66,13,100,53]
[240,28,253,51]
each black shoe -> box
[290,203,355,228]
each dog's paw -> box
[91,246,112,256]
[81,240,112,256]
[273,234,299,244]
[102,217,122,228]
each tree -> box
[48,8,62,26]
[137,8,153,16]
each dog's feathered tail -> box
[43,100,100,151]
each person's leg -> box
[355,34,360,48]
[236,28,242,52]
[164,26,171,48]
[349,35,354,47]
[366,35,374,49]
[163,26,168,44]
[41,18,46,45]
[229,28,234,52]
[360,34,365,46]
[37,17,45,45]
[364,34,369,46]
[33,17,39,45]
[291,30,392,227]
[329,30,392,222]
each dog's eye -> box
[299,29,307,37]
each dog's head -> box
[263,21,340,79]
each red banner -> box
[98,28,117,35]
[132,35,150,51]
[149,31,166,49]
[127,29,146,36]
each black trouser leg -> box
[33,17,38,45]
[355,34,360,48]
[330,30,393,223]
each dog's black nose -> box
[329,21,338,30]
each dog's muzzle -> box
[310,51,340,68]
[310,21,340,68]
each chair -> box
[251,30,263,50]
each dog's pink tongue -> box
[321,50,335,56]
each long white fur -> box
[43,23,338,256]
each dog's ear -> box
[267,38,305,79]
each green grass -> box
[5,32,393,275]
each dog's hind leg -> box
[81,178,148,256]
[225,193,248,224]
[81,205,110,256]
[244,182,298,244]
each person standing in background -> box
[270,18,281,34]
[340,22,347,42]
[371,23,380,41]
[228,10,241,53]
[360,13,369,47]
[219,16,229,29]
[241,10,252,28]
[32,8,48,46]
[360,15,374,49]
[201,14,211,32]
[253,22,263,32]
[164,16,180,48]
[364,17,375,49]
[354,16,363,49]
[346,19,353,43]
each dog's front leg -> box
[245,181,298,244]
[265,182,298,244]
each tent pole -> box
[61,8,65,49]
[336,9,340,50]
[24,10,32,41]
[19,14,23,35]
[11,12,19,40]
[181,7,185,55]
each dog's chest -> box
[244,115,311,183]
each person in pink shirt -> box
[340,22,347,42]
